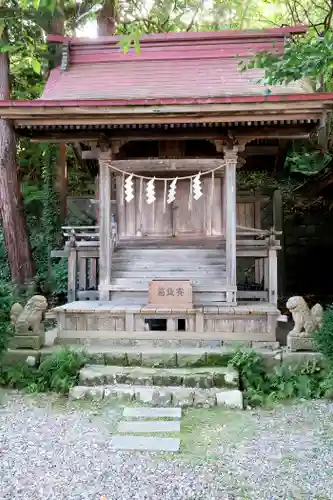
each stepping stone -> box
[123,407,181,419]
[111,435,180,452]
[118,420,180,433]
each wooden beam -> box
[80,145,279,160]
[26,125,316,143]
[88,158,226,172]
[224,149,237,301]
[98,157,112,300]
[0,98,328,120]
[273,189,285,298]
[14,112,322,127]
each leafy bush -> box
[0,281,21,358]
[0,347,86,394]
[229,349,328,407]
[313,306,333,363]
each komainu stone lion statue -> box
[286,296,323,352]
[286,296,323,337]
[10,295,48,335]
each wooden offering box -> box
[148,280,193,308]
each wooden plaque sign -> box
[148,280,192,308]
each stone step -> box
[79,364,239,388]
[111,435,180,452]
[123,407,181,418]
[42,344,279,368]
[42,345,239,367]
[56,331,276,347]
[69,384,244,408]
[118,420,180,433]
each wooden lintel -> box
[81,145,278,160]
[103,158,226,173]
[28,125,316,144]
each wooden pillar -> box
[273,188,284,298]
[223,148,238,302]
[98,156,112,301]
[67,247,77,303]
[55,143,68,223]
[268,245,278,306]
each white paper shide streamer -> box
[167,178,177,204]
[146,178,156,204]
[192,172,203,200]
[124,174,134,203]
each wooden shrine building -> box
[1,25,333,347]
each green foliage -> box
[285,145,332,176]
[40,143,60,267]
[240,31,333,92]
[0,347,86,394]
[0,282,17,358]
[228,349,328,406]
[314,306,333,363]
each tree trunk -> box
[97,0,117,36]
[50,4,68,223]
[0,47,34,284]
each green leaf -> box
[134,38,140,56]
[31,58,41,74]
[33,0,40,8]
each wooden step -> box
[110,280,227,291]
[116,239,225,250]
[112,270,226,278]
[114,250,226,257]
[113,256,226,261]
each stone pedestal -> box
[9,332,45,350]
[287,333,315,352]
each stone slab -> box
[79,364,239,389]
[287,334,315,352]
[111,435,180,452]
[9,335,44,350]
[123,407,181,419]
[216,389,243,409]
[3,349,41,366]
[118,420,180,433]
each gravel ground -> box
[1,391,333,500]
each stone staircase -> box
[69,345,244,408]
[110,238,227,305]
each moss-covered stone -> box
[126,352,142,366]
[9,335,44,350]
[183,375,202,388]
[3,349,41,366]
[141,353,177,368]
[86,352,105,365]
[205,352,233,367]
[104,352,127,366]
[153,372,183,386]
[281,350,327,369]
[177,354,207,368]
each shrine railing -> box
[51,225,280,304]
[236,226,281,304]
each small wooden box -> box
[148,280,192,308]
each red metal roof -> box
[41,26,310,102]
